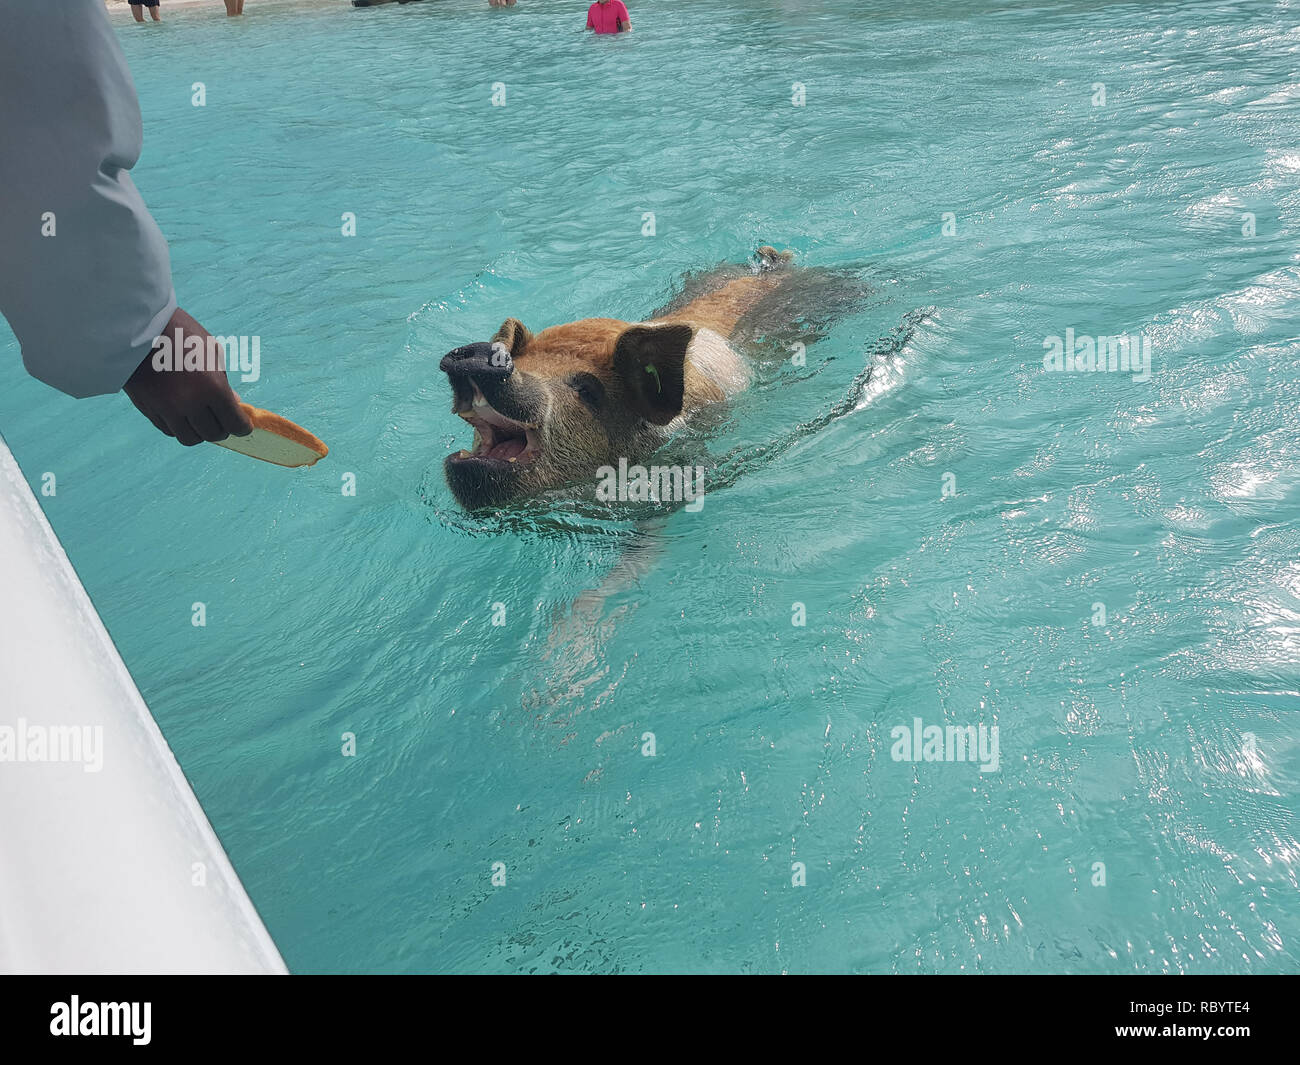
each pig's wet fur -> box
[440,248,877,512]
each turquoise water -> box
[3,0,1299,972]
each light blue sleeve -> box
[0,0,177,399]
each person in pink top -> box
[586,0,631,34]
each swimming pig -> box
[441,247,799,510]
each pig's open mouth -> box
[448,386,542,466]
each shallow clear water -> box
[3,0,1299,972]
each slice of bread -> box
[214,403,328,468]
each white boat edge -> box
[0,433,287,975]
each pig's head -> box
[441,316,698,510]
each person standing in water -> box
[130,0,162,22]
[223,0,246,15]
[586,0,631,34]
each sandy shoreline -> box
[108,0,240,7]
[106,0,332,9]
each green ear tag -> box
[645,364,662,394]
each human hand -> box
[123,307,254,446]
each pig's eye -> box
[569,373,605,410]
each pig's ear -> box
[492,318,533,360]
[613,324,693,425]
